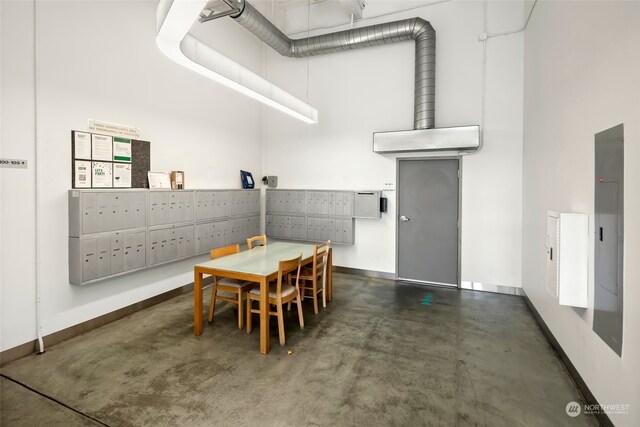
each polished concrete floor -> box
[1,273,598,426]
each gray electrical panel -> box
[69,188,260,285]
[265,189,355,245]
[593,123,624,356]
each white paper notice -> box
[92,162,113,187]
[74,132,91,159]
[113,163,132,188]
[92,134,113,161]
[113,137,132,162]
[74,160,91,188]
[148,171,171,189]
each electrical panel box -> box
[69,188,261,285]
[593,123,624,357]
[262,176,278,188]
[354,191,381,219]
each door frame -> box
[395,156,462,288]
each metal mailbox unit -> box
[265,189,356,245]
[354,191,381,219]
[194,190,260,256]
[69,189,149,285]
[69,188,260,285]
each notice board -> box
[71,130,150,189]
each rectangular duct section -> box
[373,126,480,153]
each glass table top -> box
[195,241,317,277]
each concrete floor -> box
[1,273,598,426]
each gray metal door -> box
[397,159,459,286]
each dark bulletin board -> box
[71,130,150,189]
[131,139,150,188]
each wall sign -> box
[88,119,140,138]
[74,160,92,188]
[92,162,113,188]
[0,158,28,169]
[91,134,113,161]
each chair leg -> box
[237,292,244,330]
[276,303,285,346]
[296,291,305,329]
[246,296,252,334]
[208,284,218,323]
[322,276,327,308]
[312,279,319,315]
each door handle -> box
[400,215,411,222]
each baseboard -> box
[522,291,613,427]
[0,279,209,366]
[460,281,523,296]
[333,266,396,280]
[335,268,523,298]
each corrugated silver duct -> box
[230,0,435,129]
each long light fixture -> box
[156,0,318,124]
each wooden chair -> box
[298,241,330,314]
[247,235,267,250]
[246,254,304,346]
[208,244,255,329]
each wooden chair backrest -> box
[247,235,267,250]
[313,240,331,279]
[276,254,302,300]
[210,244,240,260]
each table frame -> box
[193,248,332,354]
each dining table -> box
[193,241,333,354]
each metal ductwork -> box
[230,0,435,130]
[203,0,479,153]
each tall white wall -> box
[263,0,524,287]
[523,1,640,425]
[1,0,38,353]
[1,0,265,351]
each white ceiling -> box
[275,0,327,10]
[270,1,448,36]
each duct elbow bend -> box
[412,18,435,40]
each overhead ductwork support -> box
[202,0,479,152]
[227,0,435,130]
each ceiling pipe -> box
[229,0,435,130]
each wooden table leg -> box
[194,269,203,336]
[259,276,270,354]
[327,248,333,302]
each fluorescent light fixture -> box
[156,0,318,124]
